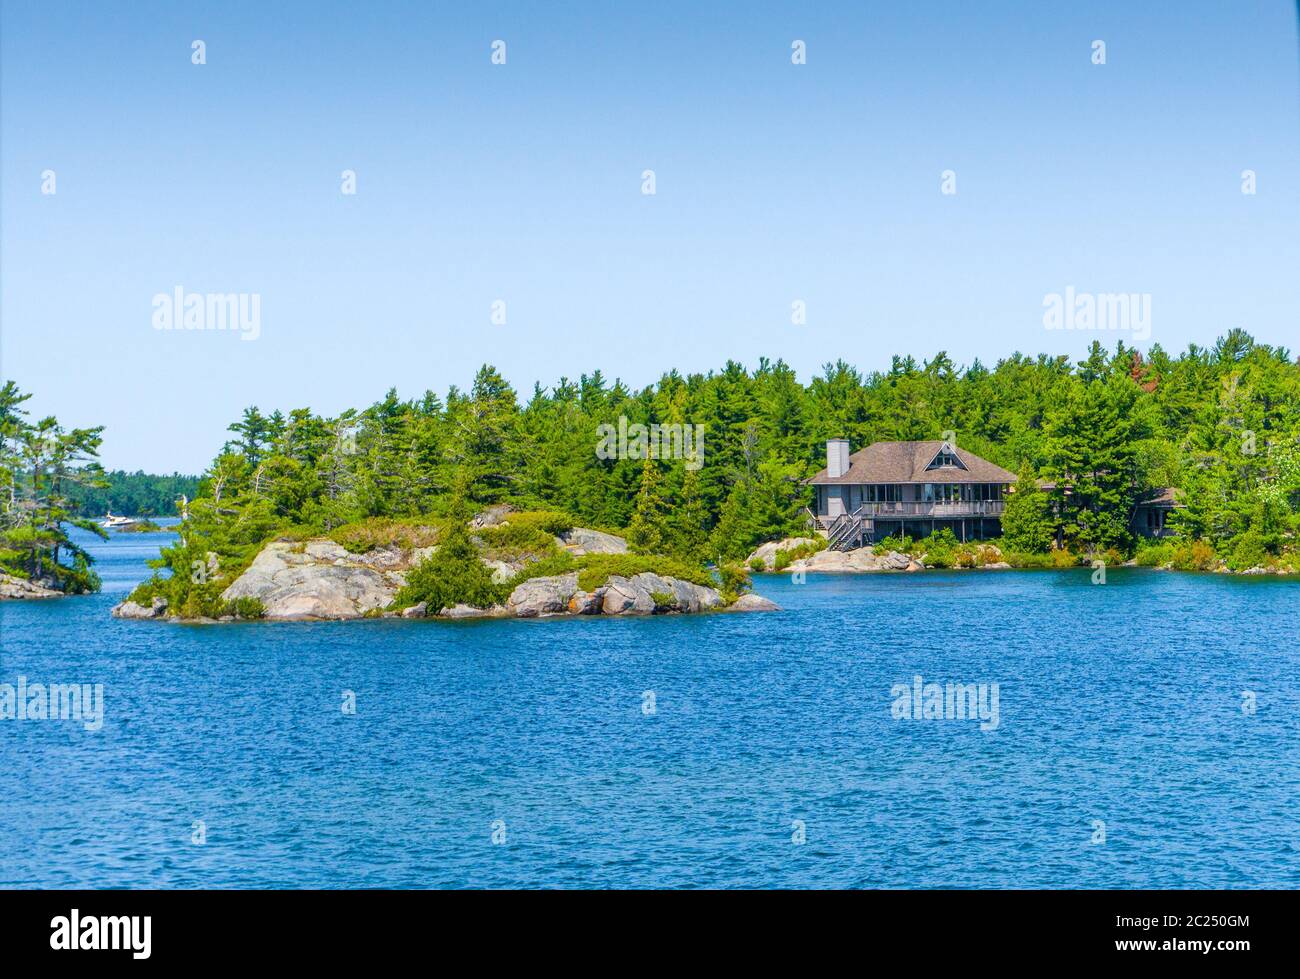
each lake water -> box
[2,526,1297,888]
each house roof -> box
[808,441,1017,485]
[1037,481,1182,507]
[1136,487,1182,507]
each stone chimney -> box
[826,438,851,478]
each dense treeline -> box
[12,329,1297,604]
[0,382,107,592]
[162,329,1298,591]
[64,470,200,518]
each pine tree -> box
[1043,378,1147,553]
[1001,470,1055,553]
[627,456,671,555]
[0,388,108,593]
[669,466,710,560]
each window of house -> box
[929,484,961,503]
[926,450,966,470]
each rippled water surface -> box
[2,526,1298,887]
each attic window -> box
[927,449,966,470]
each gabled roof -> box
[808,441,1016,485]
[1136,487,1182,507]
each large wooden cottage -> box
[807,439,1016,549]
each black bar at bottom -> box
[0,888,1281,965]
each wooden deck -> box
[817,501,1005,550]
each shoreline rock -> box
[116,532,779,622]
[438,603,510,619]
[747,541,1022,574]
[746,537,820,570]
[724,593,780,612]
[0,573,65,600]
[506,572,732,619]
[219,541,403,620]
[111,596,169,619]
[508,572,580,617]
[787,547,917,573]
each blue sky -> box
[3,0,1299,472]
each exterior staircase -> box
[825,507,871,551]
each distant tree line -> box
[64,470,200,518]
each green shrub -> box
[143,524,279,615]
[329,516,444,553]
[504,552,578,586]
[220,597,265,619]
[1052,549,1081,569]
[918,528,960,568]
[786,538,826,562]
[394,521,507,613]
[951,546,976,568]
[996,549,1078,569]
[477,511,572,562]
[1227,530,1268,572]
[126,578,163,605]
[127,536,244,617]
[173,583,247,619]
[502,552,715,596]
[572,554,713,592]
[876,532,913,554]
[649,590,678,612]
[1098,547,1126,568]
[498,510,574,536]
[1271,550,1300,574]
[999,551,1049,568]
[1133,540,1174,567]
[1170,539,1218,572]
[716,563,752,603]
[748,557,766,573]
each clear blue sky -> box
[3,0,1298,473]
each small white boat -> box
[102,512,141,529]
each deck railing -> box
[855,500,1005,518]
[817,500,1004,527]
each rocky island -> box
[114,508,779,622]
